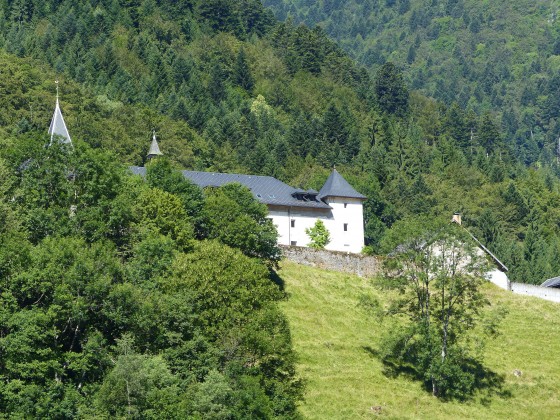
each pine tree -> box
[374,62,409,118]
[208,61,226,103]
[234,48,254,91]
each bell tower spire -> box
[147,130,163,159]
[48,80,72,146]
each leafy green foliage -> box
[378,218,504,399]
[95,338,182,419]
[0,0,558,283]
[1,0,560,411]
[305,219,331,249]
[0,138,300,417]
[202,183,281,265]
[133,186,194,250]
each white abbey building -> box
[268,170,366,253]
[47,91,367,254]
[131,163,367,253]
[131,136,367,253]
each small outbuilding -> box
[541,276,560,288]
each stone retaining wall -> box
[282,247,560,304]
[281,246,381,278]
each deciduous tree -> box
[305,219,331,249]
[376,218,504,399]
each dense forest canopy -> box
[1,0,560,414]
[263,0,560,160]
[0,1,560,282]
[0,136,301,416]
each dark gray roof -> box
[319,169,366,200]
[129,166,331,209]
[541,276,560,288]
[182,171,331,209]
[130,166,147,177]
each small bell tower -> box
[147,130,163,159]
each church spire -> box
[48,80,72,146]
[147,130,163,159]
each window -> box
[344,223,348,232]
[291,219,295,228]
[291,241,297,246]
[344,203,348,208]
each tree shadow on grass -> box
[362,346,511,402]
[270,268,286,291]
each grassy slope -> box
[278,261,560,419]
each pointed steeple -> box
[48,81,72,146]
[319,168,366,200]
[147,130,163,159]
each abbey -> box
[49,93,366,254]
[131,136,366,253]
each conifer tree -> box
[374,62,409,118]
[234,47,254,91]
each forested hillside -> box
[1,0,560,285]
[263,0,560,161]
[1,0,560,416]
[0,132,302,416]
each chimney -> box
[452,213,462,225]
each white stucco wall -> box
[268,206,332,248]
[487,269,510,290]
[322,197,365,254]
[268,197,365,254]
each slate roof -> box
[48,98,72,146]
[319,169,366,200]
[541,276,560,288]
[129,166,332,209]
[130,166,147,177]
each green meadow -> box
[279,261,560,419]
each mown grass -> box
[278,261,560,419]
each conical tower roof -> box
[319,168,366,200]
[48,82,72,146]
[147,131,163,159]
